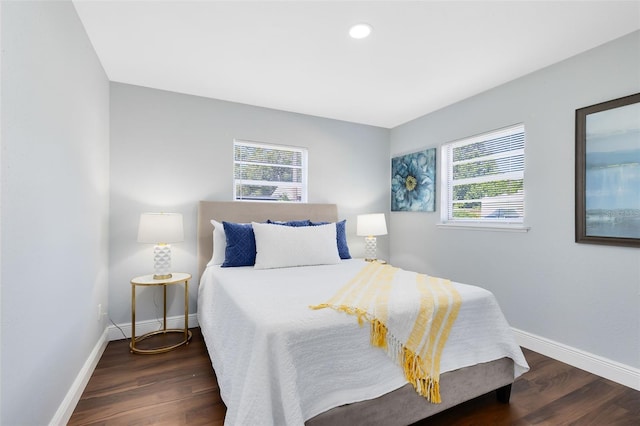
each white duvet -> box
[197,259,529,426]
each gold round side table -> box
[130,272,192,354]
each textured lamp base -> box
[364,236,377,262]
[153,244,172,280]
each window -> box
[233,140,308,202]
[440,124,525,226]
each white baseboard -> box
[512,327,640,391]
[107,313,199,341]
[49,327,109,426]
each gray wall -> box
[390,31,640,368]
[109,83,390,325]
[0,2,110,425]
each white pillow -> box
[252,222,340,269]
[207,220,227,266]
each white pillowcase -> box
[207,219,227,266]
[253,222,340,269]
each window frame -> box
[438,124,530,232]
[233,139,308,203]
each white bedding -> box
[197,259,529,426]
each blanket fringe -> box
[310,304,369,327]
[371,319,388,349]
[402,347,441,403]
[372,321,441,403]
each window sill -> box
[436,222,531,233]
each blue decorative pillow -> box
[266,219,312,227]
[221,222,256,267]
[311,219,351,259]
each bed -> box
[196,200,529,426]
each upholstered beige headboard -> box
[197,201,338,279]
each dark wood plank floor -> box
[69,328,639,425]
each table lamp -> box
[137,212,184,279]
[357,213,387,262]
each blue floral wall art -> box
[391,148,436,212]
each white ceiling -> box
[73,1,640,128]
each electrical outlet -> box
[97,304,102,322]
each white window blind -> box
[233,140,308,202]
[441,124,525,224]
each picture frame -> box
[575,92,640,248]
[391,148,436,212]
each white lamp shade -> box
[357,213,387,237]
[137,213,184,244]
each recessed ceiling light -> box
[349,23,372,39]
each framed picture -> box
[391,148,436,212]
[575,92,640,248]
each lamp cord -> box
[107,286,166,343]
[153,286,164,330]
[109,317,129,341]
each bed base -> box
[306,357,514,426]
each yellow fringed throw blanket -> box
[310,262,462,403]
